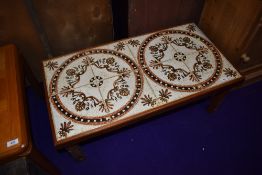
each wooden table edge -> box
[43,74,244,149]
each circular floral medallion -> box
[138,30,223,91]
[49,49,143,125]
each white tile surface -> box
[43,23,242,143]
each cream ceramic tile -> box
[182,47,218,87]
[112,74,157,121]
[56,85,103,117]
[88,50,137,80]
[43,23,242,144]
[49,96,103,141]
[200,53,241,90]
[76,44,140,82]
[43,56,73,96]
[54,56,94,94]
[97,68,143,116]
[121,34,151,64]
[170,23,211,41]
[143,74,197,107]
[106,40,139,63]
[142,59,201,88]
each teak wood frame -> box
[42,30,244,160]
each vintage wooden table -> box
[42,23,243,159]
[0,44,59,174]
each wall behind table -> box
[0,0,113,81]
[128,0,204,37]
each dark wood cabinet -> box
[199,0,262,83]
[127,0,204,37]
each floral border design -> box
[148,35,213,82]
[114,39,140,51]
[141,89,172,107]
[45,61,58,71]
[223,68,237,77]
[58,121,74,137]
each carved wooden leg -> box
[208,89,229,113]
[66,145,86,161]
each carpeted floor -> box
[26,81,262,175]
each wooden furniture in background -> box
[0,45,59,175]
[199,0,262,84]
[128,0,204,37]
[0,0,113,81]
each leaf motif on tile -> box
[45,61,58,71]
[161,36,174,44]
[128,39,140,47]
[99,100,113,113]
[158,63,190,81]
[149,43,168,61]
[197,46,209,54]
[118,68,131,78]
[141,89,172,107]
[71,91,101,111]
[60,87,101,112]
[141,94,156,107]
[61,86,74,97]
[189,72,202,82]
[114,39,140,51]
[92,57,122,73]
[186,24,196,32]
[65,65,88,87]
[58,121,74,137]
[106,75,130,101]
[114,41,126,51]
[158,89,172,102]
[82,57,94,66]
[172,36,200,50]
[191,53,213,81]
[223,68,237,77]
[149,60,163,69]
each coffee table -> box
[42,23,243,159]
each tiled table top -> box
[43,23,242,147]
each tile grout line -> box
[89,63,106,105]
[126,44,158,98]
[48,41,203,99]
[49,63,134,98]
[169,42,200,82]
[147,50,202,68]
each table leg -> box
[207,89,229,113]
[66,145,86,161]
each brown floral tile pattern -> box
[42,23,241,142]
[49,49,143,125]
[186,24,196,33]
[141,89,172,107]
[223,68,237,77]
[114,39,140,51]
[58,121,74,137]
[45,61,58,71]
[138,29,222,92]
